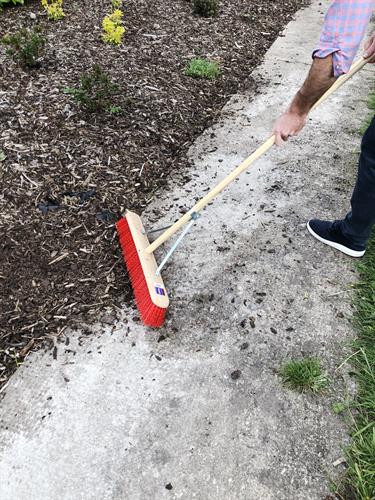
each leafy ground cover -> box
[185,57,220,80]
[0,0,308,392]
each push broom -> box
[116,57,367,327]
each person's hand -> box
[364,34,375,63]
[272,110,307,146]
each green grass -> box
[185,58,220,81]
[279,357,329,393]
[334,88,375,500]
[340,236,375,499]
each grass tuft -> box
[185,58,220,80]
[279,357,329,393]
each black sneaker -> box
[307,219,366,258]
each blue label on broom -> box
[155,284,165,296]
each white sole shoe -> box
[307,221,366,258]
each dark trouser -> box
[341,115,375,248]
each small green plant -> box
[108,105,122,115]
[63,64,119,113]
[279,357,329,393]
[185,58,220,80]
[332,401,348,414]
[193,0,219,17]
[102,8,125,45]
[0,151,6,162]
[41,0,64,21]
[1,27,45,68]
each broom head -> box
[116,211,169,328]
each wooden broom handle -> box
[146,57,367,254]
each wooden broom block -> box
[126,211,169,308]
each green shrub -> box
[1,27,45,68]
[185,58,220,80]
[0,0,24,6]
[63,64,120,113]
[102,8,125,45]
[193,0,219,17]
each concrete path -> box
[1,2,373,499]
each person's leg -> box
[307,116,375,258]
[340,115,375,247]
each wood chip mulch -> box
[0,0,309,393]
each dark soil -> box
[0,0,309,392]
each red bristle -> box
[116,217,167,328]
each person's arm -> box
[273,0,375,146]
[273,56,336,146]
[364,32,375,61]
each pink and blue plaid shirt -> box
[314,0,374,76]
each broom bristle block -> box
[116,212,169,328]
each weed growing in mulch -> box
[279,357,329,393]
[185,58,220,80]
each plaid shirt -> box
[314,0,374,76]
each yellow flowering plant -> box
[41,0,65,21]
[102,8,125,45]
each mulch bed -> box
[0,0,308,393]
